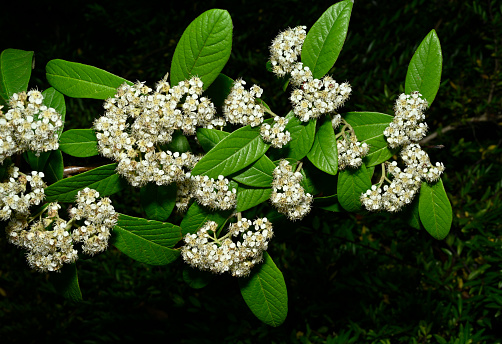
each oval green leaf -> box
[404,196,423,230]
[165,130,192,153]
[46,59,132,99]
[342,112,395,167]
[59,129,99,157]
[418,178,452,240]
[0,49,34,104]
[314,194,343,212]
[196,127,230,152]
[45,163,127,202]
[203,73,234,108]
[307,116,338,175]
[231,155,275,188]
[282,111,316,160]
[112,214,182,265]
[239,252,288,327]
[51,263,82,303]
[42,87,66,137]
[170,9,232,90]
[236,185,272,213]
[23,150,64,185]
[44,150,64,184]
[405,29,442,105]
[182,266,214,289]
[192,125,270,178]
[140,183,177,222]
[301,0,353,79]
[180,202,231,236]
[337,164,372,212]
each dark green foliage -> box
[1,0,501,342]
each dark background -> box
[1,0,501,343]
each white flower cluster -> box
[181,217,273,277]
[290,71,352,122]
[0,90,63,163]
[270,160,313,220]
[5,188,117,272]
[361,144,445,212]
[269,26,307,77]
[337,133,370,170]
[94,75,222,187]
[260,116,291,148]
[384,92,429,148]
[223,79,265,127]
[190,175,237,210]
[70,188,118,255]
[361,162,422,212]
[0,165,46,221]
[8,211,79,273]
[401,143,445,183]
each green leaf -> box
[44,150,64,184]
[405,29,442,105]
[59,129,99,157]
[182,266,214,289]
[236,185,272,213]
[337,164,372,212]
[180,202,230,236]
[23,151,51,171]
[51,263,82,303]
[239,252,288,327]
[0,49,33,104]
[314,195,343,212]
[170,9,232,90]
[418,178,452,240]
[140,183,177,222]
[231,155,275,188]
[404,196,422,230]
[299,159,338,196]
[42,87,66,137]
[23,149,64,185]
[46,59,132,99]
[192,125,270,178]
[45,163,126,202]
[301,0,353,79]
[307,116,338,175]
[282,111,316,160]
[196,127,230,152]
[342,112,395,167]
[165,130,191,153]
[113,214,181,265]
[203,73,234,108]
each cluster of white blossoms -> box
[9,210,79,273]
[289,71,352,122]
[223,79,265,127]
[337,132,370,170]
[384,92,429,148]
[190,175,237,210]
[362,91,445,212]
[0,165,46,221]
[401,143,445,183]
[70,188,118,255]
[269,26,307,77]
[260,116,291,148]
[361,144,445,212]
[5,188,117,272]
[270,160,313,220]
[269,27,352,122]
[181,217,273,277]
[0,90,63,164]
[94,75,224,187]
